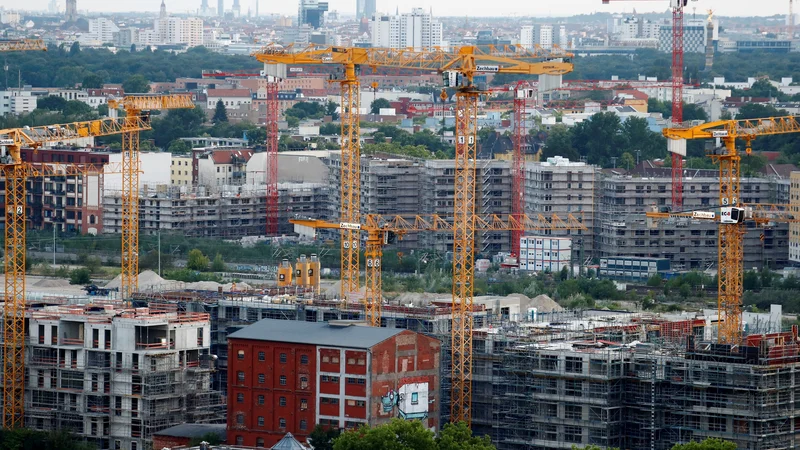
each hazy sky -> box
[2,0,789,17]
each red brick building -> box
[227,319,441,448]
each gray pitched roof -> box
[272,432,308,450]
[228,319,404,348]
[152,423,226,439]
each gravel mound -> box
[34,278,71,288]
[105,270,172,291]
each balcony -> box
[60,338,85,346]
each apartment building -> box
[171,155,193,186]
[323,155,513,254]
[227,319,440,448]
[103,183,329,238]
[791,171,800,263]
[524,156,596,262]
[25,303,222,450]
[196,149,253,191]
[0,89,36,115]
[597,172,789,270]
[2,148,109,234]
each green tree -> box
[81,73,104,89]
[370,98,392,114]
[333,419,436,450]
[320,122,339,135]
[671,438,737,450]
[436,422,495,450]
[286,115,300,128]
[187,249,210,271]
[212,99,228,124]
[682,103,709,122]
[122,74,150,93]
[69,41,81,56]
[326,101,340,120]
[620,152,635,170]
[211,253,225,272]
[309,424,341,450]
[647,274,663,287]
[542,124,578,161]
[69,268,91,285]
[167,139,191,154]
[37,95,68,111]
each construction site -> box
[1,7,800,448]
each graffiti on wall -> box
[380,382,430,420]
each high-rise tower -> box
[356,0,376,19]
[232,0,240,17]
[66,0,77,21]
[201,0,209,15]
[160,0,167,19]
[218,0,224,16]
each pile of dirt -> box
[105,270,171,291]
[33,278,71,288]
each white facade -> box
[0,11,21,25]
[0,90,36,115]
[105,152,172,191]
[520,24,555,50]
[88,18,120,43]
[151,16,204,47]
[520,236,572,273]
[369,8,442,50]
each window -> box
[331,356,339,363]
[237,371,244,382]
[237,350,244,360]
[279,418,286,428]
[257,395,264,405]
[322,355,330,363]
[300,398,308,410]
[256,438,265,448]
[280,353,287,363]
[279,396,286,406]
[236,413,244,425]
[300,419,308,431]
[347,358,356,365]
[300,376,309,389]
[321,375,329,382]
[411,392,419,405]
[257,416,264,427]
[279,375,287,386]
[258,374,265,384]
[357,379,366,385]
[236,393,244,403]
[300,355,309,365]
[347,377,357,384]
[258,351,265,361]
[236,436,244,445]
[357,358,366,365]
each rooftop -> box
[228,319,406,348]
[153,423,226,440]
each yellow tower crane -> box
[648,116,800,344]
[0,117,151,428]
[0,39,46,52]
[107,95,194,299]
[253,44,574,426]
[291,213,587,327]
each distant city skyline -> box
[2,0,790,17]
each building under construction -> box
[128,285,800,450]
[23,302,224,450]
[471,310,800,450]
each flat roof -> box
[228,319,405,348]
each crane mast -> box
[657,116,800,343]
[108,95,194,300]
[671,0,686,209]
[265,78,280,236]
[0,117,150,427]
